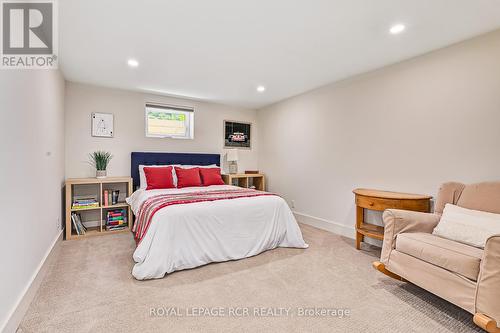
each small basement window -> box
[145,103,194,139]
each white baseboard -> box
[293,211,383,247]
[293,211,356,239]
[1,230,63,333]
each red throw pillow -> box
[144,166,175,190]
[199,168,225,186]
[175,167,202,188]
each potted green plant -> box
[89,151,113,178]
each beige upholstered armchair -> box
[373,182,500,332]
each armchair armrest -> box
[380,209,441,264]
[475,235,500,327]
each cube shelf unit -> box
[221,173,265,191]
[65,176,133,240]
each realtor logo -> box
[1,0,58,69]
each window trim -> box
[145,103,194,139]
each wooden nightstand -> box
[222,174,265,191]
[353,188,432,250]
[65,177,133,240]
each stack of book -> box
[103,190,120,206]
[71,213,87,235]
[106,209,127,231]
[72,197,99,210]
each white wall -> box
[0,70,65,331]
[258,29,500,236]
[65,82,258,178]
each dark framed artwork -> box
[224,120,251,149]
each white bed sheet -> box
[126,185,308,280]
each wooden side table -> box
[353,188,432,250]
[222,173,265,191]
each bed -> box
[127,152,308,280]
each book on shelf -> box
[71,213,87,235]
[72,203,99,209]
[72,196,99,209]
[73,200,98,205]
[71,213,79,235]
[107,212,122,217]
[107,209,126,215]
[73,195,97,202]
[112,190,120,205]
[74,200,96,204]
[107,220,127,225]
[105,208,127,231]
[105,225,127,231]
[102,190,120,206]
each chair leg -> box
[372,261,406,282]
[474,313,500,333]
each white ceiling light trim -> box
[256,85,266,93]
[389,24,406,35]
[127,59,139,67]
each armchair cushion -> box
[396,233,483,281]
[380,209,441,264]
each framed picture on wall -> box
[91,112,114,138]
[224,120,251,149]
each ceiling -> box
[60,0,500,109]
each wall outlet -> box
[56,217,60,230]
[290,200,295,209]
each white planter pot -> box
[96,170,107,178]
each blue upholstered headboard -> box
[131,152,221,189]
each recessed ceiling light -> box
[127,59,139,67]
[256,86,266,93]
[389,24,406,35]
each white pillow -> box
[432,204,500,248]
[139,164,219,189]
[176,164,218,169]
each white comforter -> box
[127,185,308,280]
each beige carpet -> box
[19,224,481,333]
